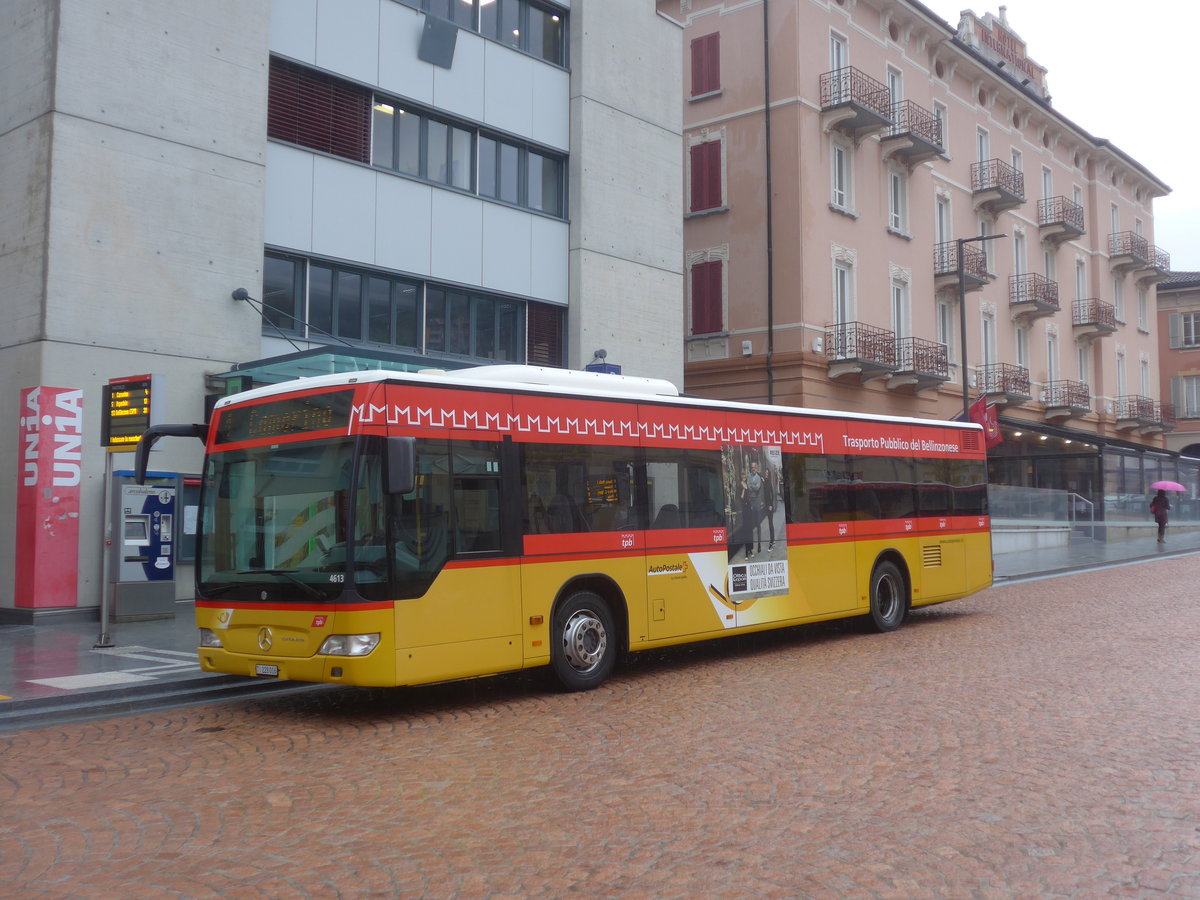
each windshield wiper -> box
[237,569,327,601]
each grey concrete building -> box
[0,0,683,622]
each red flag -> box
[968,395,1002,448]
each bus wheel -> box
[867,560,907,632]
[550,592,617,691]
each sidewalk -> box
[4,531,1200,732]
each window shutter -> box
[268,57,371,164]
[689,141,722,212]
[691,33,720,96]
[691,260,723,335]
[1171,376,1182,416]
[1169,312,1182,349]
[527,302,564,366]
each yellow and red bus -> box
[139,364,991,691]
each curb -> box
[1,675,327,733]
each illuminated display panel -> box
[102,377,152,448]
[215,390,354,444]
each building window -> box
[691,33,721,96]
[976,127,989,162]
[1116,350,1127,396]
[268,57,371,163]
[831,140,852,211]
[1138,288,1148,331]
[480,0,567,65]
[1077,344,1089,386]
[1013,231,1026,276]
[1011,148,1022,173]
[937,299,955,364]
[978,218,993,272]
[888,170,907,233]
[262,251,550,364]
[933,102,948,153]
[891,279,909,338]
[1170,312,1200,348]
[833,262,853,324]
[982,312,996,366]
[689,139,723,212]
[690,259,724,335]
[1015,324,1028,368]
[398,0,567,66]
[1041,166,1053,199]
[478,133,566,215]
[373,101,473,190]
[1113,276,1125,321]
[270,58,567,218]
[1172,375,1200,418]
[1047,332,1059,382]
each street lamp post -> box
[957,233,1007,420]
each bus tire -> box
[867,560,907,632]
[550,591,617,691]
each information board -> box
[102,375,153,449]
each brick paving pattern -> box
[3,556,1199,898]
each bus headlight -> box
[318,633,381,656]
[199,628,223,648]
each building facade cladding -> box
[667,0,1172,460]
[0,0,682,619]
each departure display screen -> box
[215,391,354,444]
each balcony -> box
[1115,395,1176,435]
[880,100,943,166]
[1155,402,1177,433]
[1108,231,1150,273]
[1128,241,1171,284]
[971,159,1025,215]
[1043,379,1092,422]
[825,321,897,383]
[1009,273,1059,322]
[934,240,989,293]
[1072,297,1117,340]
[979,363,1032,409]
[1038,196,1085,246]
[887,336,949,393]
[820,67,892,140]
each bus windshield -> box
[198,437,402,602]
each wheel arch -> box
[552,574,630,654]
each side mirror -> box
[135,423,207,484]
[386,436,416,495]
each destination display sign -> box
[215,390,354,444]
[102,376,153,449]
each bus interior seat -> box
[652,503,681,530]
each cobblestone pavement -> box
[3,557,1199,899]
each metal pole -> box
[956,233,1007,421]
[94,450,114,648]
[958,237,970,421]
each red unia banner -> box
[16,386,83,609]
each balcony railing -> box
[1038,196,1085,243]
[1151,245,1171,271]
[971,158,1025,213]
[1156,403,1177,427]
[934,240,988,282]
[1072,297,1117,331]
[1115,394,1156,421]
[825,321,896,366]
[1109,230,1150,265]
[882,99,943,162]
[979,363,1031,400]
[1044,379,1091,411]
[819,66,892,120]
[1009,272,1059,312]
[894,336,948,378]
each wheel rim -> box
[561,609,608,674]
[876,572,899,621]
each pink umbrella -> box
[1150,480,1186,492]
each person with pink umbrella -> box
[1149,480,1184,543]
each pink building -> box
[661,0,1183,533]
[1157,273,1200,457]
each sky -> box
[923,0,1200,271]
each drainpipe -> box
[762,0,775,403]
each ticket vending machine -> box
[109,471,179,621]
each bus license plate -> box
[255,664,280,677]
